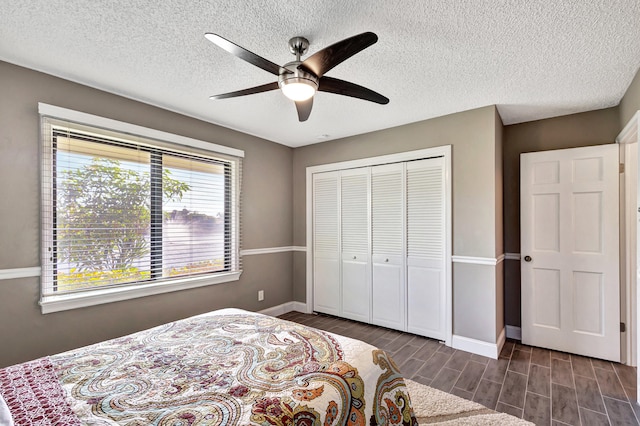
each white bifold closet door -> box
[312,171,340,316]
[312,156,446,341]
[340,168,371,322]
[406,158,446,340]
[371,163,406,330]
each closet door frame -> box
[305,146,453,346]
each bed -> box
[0,308,417,425]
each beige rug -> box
[406,379,534,425]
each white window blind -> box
[40,108,242,304]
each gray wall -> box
[293,105,504,343]
[620,66,640,129]
[5,57,636,367]
[0,61,294,368]
[293,105,500,254]
[502,107,620,327]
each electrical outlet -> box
[258,290,264,301]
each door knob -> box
[524,255,532,262]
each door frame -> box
[617,111,640,375]
[305,146,453,346]
[617,125,637,367]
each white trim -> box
[506,325,522,340]
[452,327,505,359]
[617,110,640,395]
[305,146,452,175]
[0,267,41,280]
[291,301,307,312]
[306,167,314,315]
[622,141,638,366]
[241,246,307,256]
[258,301,307,317]
[616,111,640,370]
[505,252,521,261]
[40,272,241,314]
[38,103,245,158]
[444,150,453,347]
[452,255,505,266]
[616,111,639,145]
[305,145,453,343]
[617,113,639,368]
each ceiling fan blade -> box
[295,98,313,122]
[209,82,279,100]
[300,32,378,78]
[318,76,389,104]
[205,33,283,76]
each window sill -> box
[40,271,242,314]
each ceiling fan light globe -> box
[280,78,317,101]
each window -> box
[40,104,243,313]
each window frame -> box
[39,103,244,314]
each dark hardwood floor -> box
[278,311,639,426]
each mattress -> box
[0,308,417,425]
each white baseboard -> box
[506,325,522,340]
[258,301,307,317]
[451,328,505,359]
[290,301,307,312]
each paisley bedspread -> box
[0,308,417,425]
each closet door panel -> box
[314,257,340,315]
[371,261,404,328]
[341,255,369,321]
[371,163,405,330]
[340,169,370,322]
[313,172,340,316]
[406,158,446,339]
[407,258,444,338]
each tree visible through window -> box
[49,131,233,293]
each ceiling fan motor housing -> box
[278,61,319,99]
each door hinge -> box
[621,322,626,332]
[620,163,625,173]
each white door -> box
[371,163,406,330]
[521,144,620,361]
[406,157,447,340]
[340,168,371,322]
[313,172,340,316]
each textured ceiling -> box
[1,1,640,147]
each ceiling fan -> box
[204,32,389,122]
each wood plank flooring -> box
[278,311,639,426]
